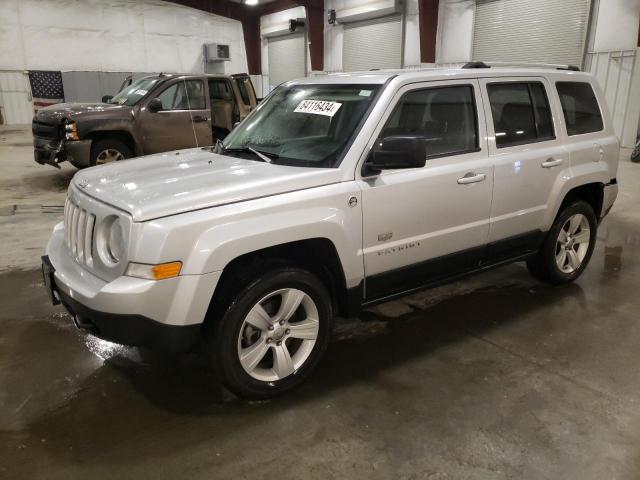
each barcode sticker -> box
[294,100,342,117]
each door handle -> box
[192,115,208,122]
[457,172,487,184]
[541,158,563,168]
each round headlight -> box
[106,218,124,263]
[98,216,126,265]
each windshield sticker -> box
[133,89,148,96]
[359,90,372,97]
[294,100,342,117]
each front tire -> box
[205,267,333,399]
[89,137,132,166]
[526,200,597,284]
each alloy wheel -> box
[555,213,590,273]
[237,288,319,382]
[95,148,125,164]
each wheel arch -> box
[208,238,354,322]
[87,129,140,156]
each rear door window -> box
[381,85,478,159]
[487,82,555,148]
[556,82,603,135]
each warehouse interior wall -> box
[259,6,308,96]
[0,0,248,74]
[591,0,640,52]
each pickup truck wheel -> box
[90,138,132,166]
[206,267,332,399]
[526,200,597,284]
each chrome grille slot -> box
[63,197,95,266]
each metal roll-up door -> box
[473,0,591,66]
[268,33,306,88]
[343,15,402,72]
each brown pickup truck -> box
[32,73,257,168]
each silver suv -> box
[42,65,619,398]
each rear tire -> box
[89,137,132,166]
[204,266,333,400]
[526,200,597,284]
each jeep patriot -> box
[42,65,619,398]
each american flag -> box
[29,70,65,113]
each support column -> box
[418,0,439,64]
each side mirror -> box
[232,121,240,130]
[363,135,427,176]
[147,98,163,113]
[101,95,113,103]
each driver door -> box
[359,79,493,300]
[139,78,212,154]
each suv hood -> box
[72,148,343,221]
[36,103,131,123]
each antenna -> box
[183,79,199,149]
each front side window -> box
[556,82,603,135]
[222,84,380,167]
[156,80,206,110]
[108,77,160,106]
[380,85,478,159]
[487,82,555,148]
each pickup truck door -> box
[359,79,493,301]
[139,78,212,154]
[478,77,568,261]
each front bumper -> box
[33,137,92,169]
[44,223,221,352]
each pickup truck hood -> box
[72,148,344,221]
[36,103,131,123]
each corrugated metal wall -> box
[342,15,403,71]
[0,71,33,125]
[585,49,640,147]
[473,0,591,66]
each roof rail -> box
[462,62,490,69]
[463,61,580,71]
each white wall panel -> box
[0,0,247,75]
[436,0,474,64]
[0,71,33,124]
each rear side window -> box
[487,82,555,148]
[235,77,254,105]
[556,82,603,135]
[381,85,478,159]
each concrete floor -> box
[1,125,640,479]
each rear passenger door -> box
[480,77,567,261]
[360,80,493,300]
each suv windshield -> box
[108,78,160,106]
[222,84,381,167]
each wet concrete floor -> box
[1,128,640,479]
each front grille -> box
[32,120,60,141]
[64,197,96,266]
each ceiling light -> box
[245,0,258,5]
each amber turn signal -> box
[125,261,182,280]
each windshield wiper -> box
[221,145,278,163]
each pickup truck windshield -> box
[109,78,160,106]
[222,84,381,167]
